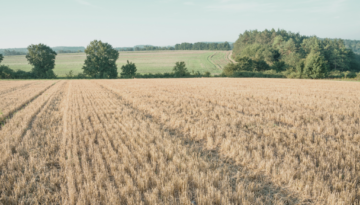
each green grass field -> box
[1,50,231,76]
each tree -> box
[82,40,119,78]
[173,61,189,77]
[121,60,137,77]
[304,51,328,79]
[26,44,57,79]
[0,54,3,63]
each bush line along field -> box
[1,50,232,77]
[0,78,359,204]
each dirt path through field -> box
[227,51,236,63]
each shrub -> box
[121,60,137,77]
[0,65,15,79]
[203,71,211,77]
[173,62,190,77]
[344,71,357,78]
[65,70,74,79]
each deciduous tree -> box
[26,44,57,79]
[82,40,119,79]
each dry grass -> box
[0,78,359,204]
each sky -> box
[1,0,359,48]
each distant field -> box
[1,50,232,76]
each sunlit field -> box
[1,50,232,77]
[0,78,359,204]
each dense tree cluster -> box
[228,29,360,78]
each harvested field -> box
[0,80,56,123]
[0,78,359,204]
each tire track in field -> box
[208,52,222,70]
[0,81,58,128]
[207,52,222,70]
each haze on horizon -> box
[1,0,359,49]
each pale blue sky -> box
[1,0,359,48]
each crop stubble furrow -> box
[0,81,67,204]
[95,80,304,204]
[0,81,57,123]
[128,81,360,142]
[67,81,226,204]
[1,78,359,204]
[59,81,117,204]
[0,81,64,166]
[96,79,360,204]
[107,79,359,136]
[0,81,36,96]
[65,80,300,204]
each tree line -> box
[0,40,209,79]
[0,47,85,55]
[57,50,83,53]
[224,29,360,78]
[2,50,27,56]
[116,42,232,52]
[0,41,122,79]
[174,42,232,51]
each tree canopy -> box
[0,54,3,63]
[231,29,360,78]
[26,44,57,79]
[82,40,119,79]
